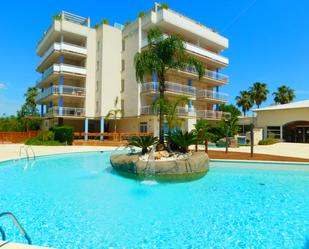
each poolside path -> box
[0,142,308,163]
[0,241,52,248]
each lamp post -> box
[250,113,255,157]
[223,113,231,154]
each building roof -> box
[254,100,309,112]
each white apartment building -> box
[35,3,229,138]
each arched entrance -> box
[283,121,309,143]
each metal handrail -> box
[27,146,36,160]
[0,212,32,245]
[19,146,29,160]
[19,146,36,161]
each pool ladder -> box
[19,146,36,160]
[0,212,32,245]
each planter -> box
[110,152,209,176]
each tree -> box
[193,119,214,153]
[235,90,253,116]
[17,87,39,118]
[106,97,122,133]
[220,104,241,118]
[151,96,189,136]
[134,27,204,146]
[17,87,41,131]
[249,82,269,108]
[272,85,295,104]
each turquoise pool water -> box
[0,152,309,248]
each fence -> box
[74,132,154,141]
[0,131,39,143]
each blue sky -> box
[1,0,309,115]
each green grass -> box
[25,138,66,146]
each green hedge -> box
[37,131,54,141]
[258,138,278,145]
[25,138,64,146]
[50,126,74,145]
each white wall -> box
[96,24,122,117]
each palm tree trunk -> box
[205,140,208,154]
[159,80,165,146]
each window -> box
[96,61,99,72]
[122,39,125,51]
[121,79,125,92]
[96,81,99,91]
[140,122,148,133]
[121,99,124,116]
[96,101,99,113]
[121,60,125,71]
[97,41,100,52]
[267,126,280,139]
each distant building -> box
[239,100,309,143]
[35,3,229,138]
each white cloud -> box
[0,82,8,90]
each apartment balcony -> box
[181,66,229,85]
[36,85,85,103]
[46,107,85,117]
[37,11,90,55]
[196,89,228,103]
[37,64,86,86]
[141,6,228,51]
[141,35,228,67]
[37,42,87,72]
[141,81,196,98]
[196,110,230,120]
[140,105,196,118]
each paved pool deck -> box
[0,142,308,163]
[208,142,309,159]
[0,144,117,162]
[0,241,52,248]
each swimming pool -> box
[0,152,309,248]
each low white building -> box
[253,100,309,143]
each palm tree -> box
[151,96,189,135]
[134,27,205,146]
[272,85,296,104]
[106,97,122,133]
[235,90,253,116]
[249,82,269,108]
[193,119,213,153]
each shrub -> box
[51,126,74,145]
[161,3,169,9]
[170,130,196,153]
[25,138,64,146]
[52,14,61,20]
[138,11,145,18]
[128,136,159,154]
[216,138,231,148]
[37,131,54,141]
[258,138,278,145]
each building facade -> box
[253,100,309,143]
[35,3,229,138]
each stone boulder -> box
[110,152,209,176]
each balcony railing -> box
[141,81,196,96]
[140,106,196,117]
[183,66,228,83]
[46,107,85,117]
[142,34,228,65]
[36,85,86,101]
[38,42,87,68]
[196,110,230,120]
[37,64,86,84]
[196,89,228,102]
